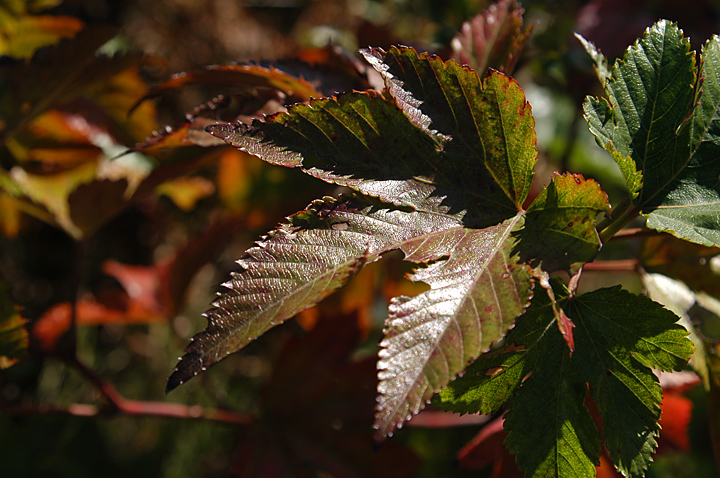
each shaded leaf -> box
[155,176,215,211]
[0,25,142,141]
[0,9,83,58]
[516,173,610,272]
[233,314,419,477]
[640,235,720,298]
[132,63,322,113]
[451,0,532,75]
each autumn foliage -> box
[1,1,719,477]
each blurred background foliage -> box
[0,0,719,476]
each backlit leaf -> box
[451,0,532,75]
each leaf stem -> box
[582,259,639,273]
[598,197,640,243]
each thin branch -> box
[583,259,639,273]
[15,353,254,426]
[609,228,666,241]
[2,400,253,425]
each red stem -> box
[7,354,253,426]
[582,259,639,273]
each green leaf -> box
[582,21,720,245]
[567,287,694,476]
[583,20,696,209]
[375,214,533,438]
[504,328,600,478]
[516,173,610,272]
[209,55,538,228]
[435,281,563,415]
[438,284,693,477]
[450,0,532,75]
[575,33,610,88]
[0,282,28,368]
[644,35,720,246]
[361,46,537,220]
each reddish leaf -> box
[451,0,532,75]
[232,313,420,478]
[132,63,322,114]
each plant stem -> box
[582,259,638,273]
[20,354,254,426]
[609,228,665,241]
[598,197,640,243]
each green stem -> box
[598,197,640,243]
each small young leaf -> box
[516,173,610,272]
[574,34,610,88]
[451,0,532,75]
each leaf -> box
[0,9,83,58]
[504,325,600,478]
[438,284,693,477]
[375,214,533,438]
[566,287,694,476]
[0,25,142,142]
[167,195,463,391]
[0,282,28,368]
[233,313,420,477]
[583,21,720,246]
[210,47,538,227]
[155,176,215,211]
[516,173,610,272]
[451,0,532,75]
[132,63,322,113]
[575,33,611,88]
[644,34,720,246]
[360,46,537,219]
[434,284,561,416]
